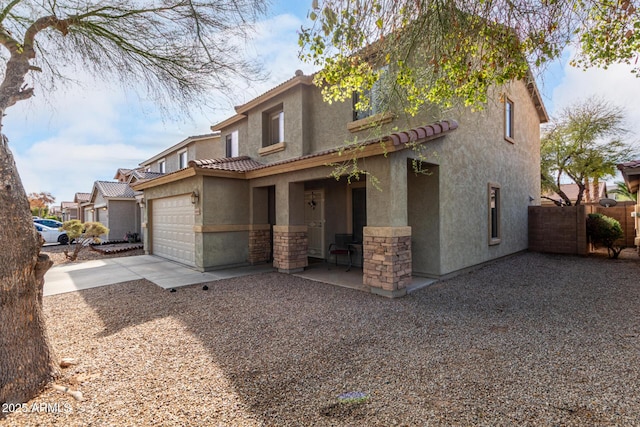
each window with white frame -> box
[225,130,239,157]
[505,96,514,142]
[179,150,188,169]
[263,105,284,147]
[158,159,166,173]
[488,183,501,245]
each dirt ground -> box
[4,251,640,426]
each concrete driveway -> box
[44,255,274,296]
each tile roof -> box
[139,119,457,187]
[61,201,77,209]
[189,156,265,172]
[74,192,91,203]
[234,71,314,115]
[131,170,165,180]
[618,159,640,170]
[95,181,136,198]
[115,168,133,176]
[247,119,458,171]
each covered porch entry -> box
[249,152,440,297]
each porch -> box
[249,153,441,297]
[294,259,437,294]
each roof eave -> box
[234,75,314,115]
[131,168,198,190]
[139,132,221,166]
[526,72,549,124]
[210,114,247,132]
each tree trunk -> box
[584,177,591,203]
[0,134,57,406]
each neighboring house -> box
[48,205,61,218]
[88,181,141,241]
[541,183,608,205]
[74,192,91,222]
[132,70,547,297]
[60,201,79,221]
[617,160,640,250]
[139,133,222,174]
[114,167,164,240]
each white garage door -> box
[152,194,196,266]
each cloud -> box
[550,51,640,142]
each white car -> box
[35,223,69,245]
[34,218,64,228]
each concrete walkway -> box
[44,255,275,296]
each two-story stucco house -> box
[132,70,548,297]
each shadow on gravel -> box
[58,252,640,425]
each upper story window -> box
[225,131,239,157]
[158,159,166,173]
[505,96,514,143]
[262,104,284,147]
[353,65,389,121]
[488,183,501,245]
[179,150,188,169]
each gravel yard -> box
[4,251,640,426]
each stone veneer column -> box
[272,225,308,273]
[363,226,412,298]
[248,224,272,265]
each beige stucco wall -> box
[200,177,251,269]
[408,163,441,276]
[194,136,225,160]
[402,81,541,276]
[107,200,139,241]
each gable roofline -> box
[139,132,221,166]
[113,168,134,180]
[73,192,91,203]
[233,71,314,115]
[132,120,458,190]
[90,180,137,202]
[211,114,247,132]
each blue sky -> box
[4,1,639,205]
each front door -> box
[305,189,325,258]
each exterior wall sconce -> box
[191,190,199,205]
[102,207,107,211]
[90,209,95,212]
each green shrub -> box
[586,213,624,259]
[61,220,109,261]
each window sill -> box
[504,136,515,144]
[489,238,501,246]
[259,141,286,156]
[347,112,395,133]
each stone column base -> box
[363,226,412,298]
[273,225,308,273]
[248,224,271,265]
